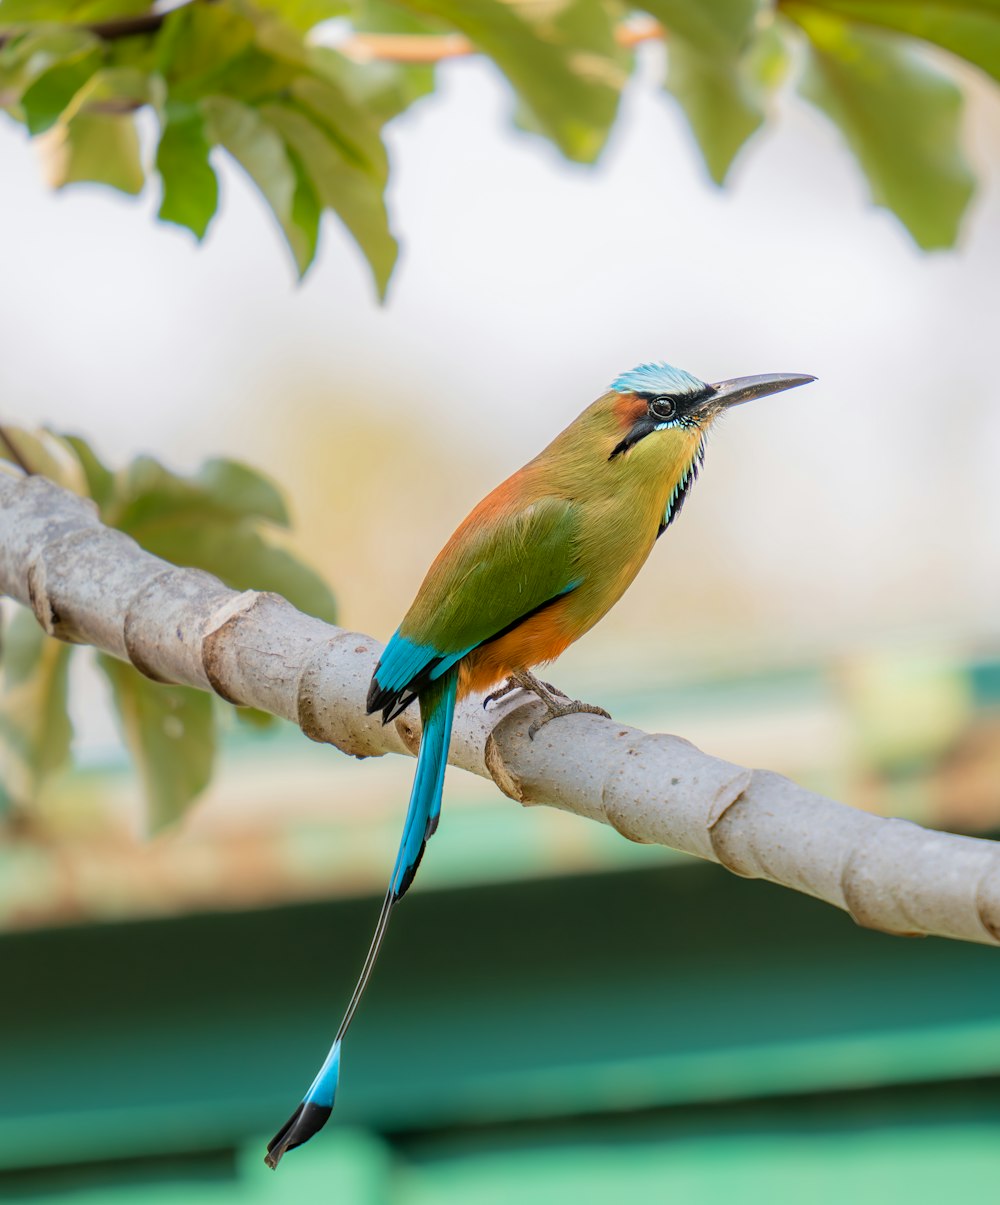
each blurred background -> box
[2,18,1000,1205]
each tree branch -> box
[2,472,1000,948]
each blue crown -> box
[611,361,707,396]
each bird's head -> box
[607,361,816,461]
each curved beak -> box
[706,372,816,412]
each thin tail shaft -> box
[265,671,459,1169]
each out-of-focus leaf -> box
[98,653,215,831]
[400,0,628,162]
[0,27,97,108]
[642,0,759,55]
[61,431,115,508]
[234,705,278,729]
[250,0,350,31]
[319,46,435,125]
[793,0,1000,86]
[0,0,153,20]
[201,94,313,272]
[263,98,397,296]
[0,425,91,494]
[136,520,339,623]
[788,5,975,249]
[105,453,338,622]
[156,3,256,96]
[665,38,764,184]
[0,608,73,808]
[155,101,219,238]
[19,36,101,132]
[111,455,291,531]
[291,71,388,182]
[339,0,440,121]
[285,142,322,269]
[59,64,152,120]
[644,0,772,183]
[42,109,144,193]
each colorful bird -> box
[265,360,814,1167]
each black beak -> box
[706,372,816,412]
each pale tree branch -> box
[2,471,1000,948]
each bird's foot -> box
[527,695,611,740]
[483,677,522,709]
[483,673,565,710]
[485,669,610,738]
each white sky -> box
[1,45,999,662]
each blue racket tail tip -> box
[265,1040,341,1169]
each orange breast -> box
[457,596,577,699]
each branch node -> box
[484,729,526,802]
[202,591,263,704]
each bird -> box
[265,359,814,1168]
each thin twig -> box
[341,20,664,65]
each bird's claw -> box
[527,699,612,740]
[483,675,568,710]
[483,670,609,735]
[483,677,521,709]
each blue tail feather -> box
[265,670,459,1169]
[391,671,457,898]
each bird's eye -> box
[650,395,677,421]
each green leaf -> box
[400,0,628,162]
[337,0,439,122]
[234,705,278,729]
[59,64,153,121]
[0,0,154,19]
[156,3,256,96]
[136,520,339,623]
[110,455,291,531]
[44,110,144,194]
[249,0,350,31]
[107,453,338,622]
[262,98,397,297]
[644,0,774,183]
[0,425,91,493]
[156,102,219,238]
[19,36,101,133]
[0,27,97,108]
[201,93,313,273]
[642,0,760,55]
[290,71,388,182]
[0,608,73,808]
[793,0,1000,86]
[98,654,215,831]
[788,5,976,249]
[62,431,116,508]
[665,38,765,184]
[286,142,322,270]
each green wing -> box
[407,495,583,652]
[368,496,582,721]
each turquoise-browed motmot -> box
[266,360,814,1167]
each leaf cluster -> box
[0,429,336,830]
[0,0,996,290]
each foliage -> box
[0,428,336,830]
[0,0,997,292]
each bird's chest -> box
[563,490,664,629]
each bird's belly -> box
[458,601,578,698]
[457,541,653,700]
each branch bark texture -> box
[2,472,1000,947]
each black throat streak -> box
[656,440,706,539]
